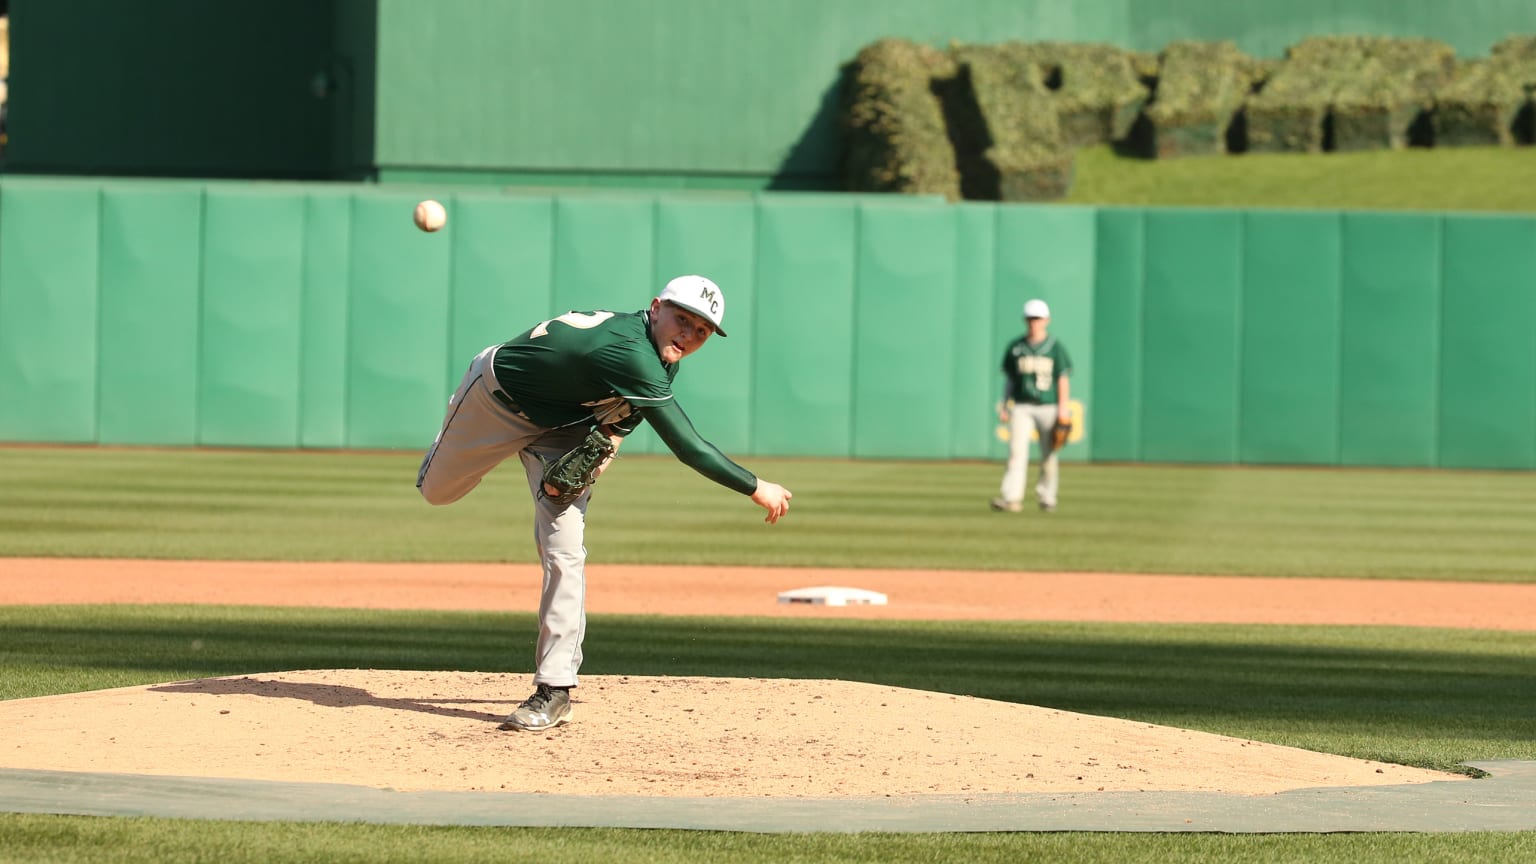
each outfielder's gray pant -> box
[417,344,593,689]
[999,402,1062,508]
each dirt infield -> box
[4,558,1526,798]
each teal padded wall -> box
[1090,209,1146,462]
[1239,211,1343,465]
[444,195,558,394]
[1339,213,1442,468]
[852,200,958,458]
[4,178,1536,472]
[655,198,759,458]
[199,189,307,448]
[1439,215,1536,470]
[753,197,858,457]
[1141,210,1243,463]
[97,186,204,446]
[0,183,100,444]
[347,192,454,449]
[951,205,1000,461]
[300,191,354,449]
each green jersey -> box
[493,309,672,431]
[492,308,756,495]
[1001,334,1072,405]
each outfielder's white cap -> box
[658,274,728,337]
[1022,298,1051,320]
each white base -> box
[776,585,888,607]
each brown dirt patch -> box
[4,557,1518,798]
[0,670,1454,797]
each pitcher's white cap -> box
[659,275,728,337]
[1022,299,1051,320]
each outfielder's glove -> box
[540,428,616,506]
[1049,419,1072,451]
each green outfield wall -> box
[1,177,1532,471]
[8,0,1534,187]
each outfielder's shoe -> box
[990,497,1023,513]
[499,684,572,731]
[1039,501,1057,513]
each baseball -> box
[413,199,447,233]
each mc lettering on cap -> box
[659,274,728,337]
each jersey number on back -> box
[530,311,615,339]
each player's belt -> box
[490,387,529,419]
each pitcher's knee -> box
[418,477,467,506]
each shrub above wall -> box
[841,33,1536,202]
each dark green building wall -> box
[5,0,376,179]
[2,178,1533,470]
[371,0,1535,188]
[8,1,1533,186]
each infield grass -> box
[2,446,1533,581]
[2,444,1534,861]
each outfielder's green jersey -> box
[492,308,756,494]
[1001,335,1072,405]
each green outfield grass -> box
[2,445,1534,861]
[1065,145,1536,212]
[2,446,1532,581]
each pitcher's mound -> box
[0,670,1460,797]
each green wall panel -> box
[1091,208,1145,461]
[550,197,660,453]
[654,198,758,458]
[1339,213,1442,468]
[347,192,453,449]
[753,198,857,456]
[446,194,556,388]
[1239,211,1343,465]
[852,202,958,458]
[1141,210,1243,463]
[552,197,657,315]
[199,189,305,447]
[953,204,1000,460]
[97,186,203,446]
[0,183,101,443]
[1438,215,1536,470]
[994,206,1097,463]
[8,180,1536,470]
[299,192,353,449]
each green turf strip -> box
[2,814,1535,864]
[2,448,1533,581]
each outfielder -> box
[417,275,793,731]
[992,298,1073,513]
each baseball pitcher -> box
[417,275,792,731]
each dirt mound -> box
[0,670,1461,797]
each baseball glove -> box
[1049,419,1072,451]
[540,427,616,506]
